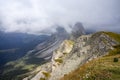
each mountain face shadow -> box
[25,57,46,65]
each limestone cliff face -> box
[1,25,86,80]
[23,40,74,80]
[52,40,74,71]
[23,32,118,80]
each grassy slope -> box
[103,32,120,43]
[61,55,120,80]
[60,32,120,80]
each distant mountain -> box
[0,31,50,66]
[71,22,85,40]
[0,23,86,80]
[0,26,70,80]
[26,31,120,80]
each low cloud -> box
[0,0,120,34]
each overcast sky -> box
[0,0,120,34]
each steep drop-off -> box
[24,31,119,80]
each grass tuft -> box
[42,72,51,78]
[40,78,46,80]
[54,58,63,63]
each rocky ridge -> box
[24,32,118,80]
[0,22,86,80]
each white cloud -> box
[0,0,120,34]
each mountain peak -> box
[71,22,85,39]
[23,31,119,80]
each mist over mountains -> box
[0,0,120,80]
[0,0,120,34]
[0,19,120,80]
[0,22,86,80]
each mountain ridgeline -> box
[0,22,85,80]
[24,31,120,80]
[1,22,120,80]
[0,32,50,66]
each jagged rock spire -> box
[71,22,85,39]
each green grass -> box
[60,54,120,80]
[1,57,43,80]
[67,40,75,45]
[40,78,46,80]
[108,44,120,56]
[91,31,120,43]
[60,31,120,80]
[42,72,51,78]
[61,45,120,80]
[63,52,67,55]
[103,32,120,43]
[54,58,63,63]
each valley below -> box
[0,24,120,80]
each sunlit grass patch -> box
[54,58,63,63]
[60,54,120,80]
[42,71,51,78]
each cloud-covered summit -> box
[0,0,120,34]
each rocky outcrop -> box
[24,32,118,80]
[1,27,69,80]
[26,27,69,60]
[1,23,88,80]
[25,40,74,80]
